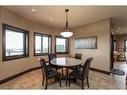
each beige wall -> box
[0,7,68,80]
[70,18,111,72]
[0,7,111,80]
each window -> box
[2,24,29,61]
[34,33,52,55]
[55,36,69,54]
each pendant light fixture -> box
[60,9,73,37]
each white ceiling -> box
[3,6,127,34]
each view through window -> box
[56,37,68,54]
[34,33,51,55]
[6,30,24,56]
[43,36,49,53]
[35,35,41,53]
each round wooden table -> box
[51,57,82,86]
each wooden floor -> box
[0,61,126,89]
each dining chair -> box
[68,57,93,89]
[48,53,63,75]
[69,53,82,70]
[75,53,82,59]
[40,58,61,89]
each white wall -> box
[70,18,111,72]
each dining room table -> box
[50,57,82,86]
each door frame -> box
[110,33,114,71]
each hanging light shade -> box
[60,9,73,37]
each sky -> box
[6,29,23,50]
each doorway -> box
[110,33,126,75]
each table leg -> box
[66,68,69,87]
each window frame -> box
[2,24,29,61]
[55,36,69,54]
[34,32,52,56]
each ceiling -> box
[3,6,127,34]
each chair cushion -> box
[48,70,61,78]
[49,63,62,70]
[69,70,82,79]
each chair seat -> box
[51,65,62,70]
[46,64,53,70]
[69,66,77,70]
[48,63,62,70]
[48,70,61,78]
[69,70,82,79]
[53,65,62,70]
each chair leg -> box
[55,76,57,81]
[45,79,48,89]
[42,75,45,86]
[81,80,84,89]
[62,68,63,77]
[66,68,68,87]
[69,77,70,87]
[87,77,89,88]
[59,75,61,87]
[73,78,77,82]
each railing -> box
[6,49,23,56]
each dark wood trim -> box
[110,33,114,71]
[124,40,127,52]
[34,32,52,56]
[34,53,50,56]
[0,67,41,85]
[33,32,35,56]
[50,35,52,53]
[2,24,6,61]
[2,23,29,61]
[41,33,43,55]
[90,67,110,75]
[110,18,114,72]
[113,40,117,51]
[55,35,69,54]
[2,23,29,33]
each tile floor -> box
[0,61,126,89]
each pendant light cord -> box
[65,9,69,27]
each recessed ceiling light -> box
[32,9,36,12]
[50,18,53,22]
[50,18,55,22]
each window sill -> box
[34,53,49,56]
[55,52,69,54]
[3,55,29,62]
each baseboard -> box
[0,67,41,85]
[90,67,110,75]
